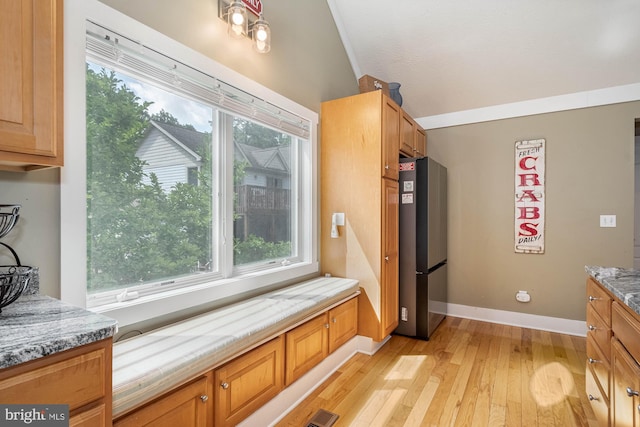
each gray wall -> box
[426,101,640,321]
[0,0,357,300]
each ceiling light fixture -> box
[220,0,271,54]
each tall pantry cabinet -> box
[321,90,400,342]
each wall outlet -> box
[600,214,616,227]
[401,307,408,321]
[516,290,531,303]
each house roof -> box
[235,143,291,174]
[150,121,208,160]
[148,120,290,174]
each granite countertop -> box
[585,265,640,316]
[0,295,118,369]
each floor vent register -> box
[306,409,339,427]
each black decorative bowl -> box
[0,265,32,313]
[0,205,20,239]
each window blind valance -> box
[85,20,311,139]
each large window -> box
[61,4,317,324]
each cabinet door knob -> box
[588,358,600,364]
[325,323,330,329]
[332,317,337,323]
[588,324,597,331]
[627,387,640,397]
[385,165,390,170]
[385,256,389,261]
[588,394,599,402]
[220,382,229,390]
[588,295,598,302]
[200,395,209,402]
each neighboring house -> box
[136,120,291,242]
[136,120,206,192]
[234,142,291,242]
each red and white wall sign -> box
[514,139,545,254]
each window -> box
[61,2,318,326]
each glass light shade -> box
[227,1,247,38]
[252,16,271,53]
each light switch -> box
[600,215,616,228]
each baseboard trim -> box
[446,303,587,337]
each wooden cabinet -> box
[214,336,284,427]
[321,90,399,342]
[0,338,112,426]
[611,301,640,427]
[612,338,640,427]
[285,314,328,386]
[381,178,399,337]
[114,374,212,427]
[285,297,359,385]
[0,0,64,171]
[399,111,426,158]
[328,297,358,353]
[586,277,640,426]
[585,278,613,426]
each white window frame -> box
[61,0,318,328]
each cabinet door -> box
[285,314,328,386]
[328,297,358,353]
[415,126,426,158]
[381,96,400,180]
[0,0,63,170]
[586,364,610,427]
[381,178,399,337]
[114,374,211,427]
[399,111,415,157]
[612,338,640,427]
[215,336,284,427]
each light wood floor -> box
[276,316,597,427]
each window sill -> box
[91,261,319,328]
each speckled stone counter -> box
[585,265,640,316]
[0,295,118,369]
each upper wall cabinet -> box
[399,110,426,158]
[0,0,64,172]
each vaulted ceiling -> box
[327,0,640,122]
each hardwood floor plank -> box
[275,317,596,427]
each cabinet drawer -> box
[586,364,610,427]
[586,335,610,399]
[612,302,640,365]
[587,303,612,360]
[0,347,107,411]
[587,278,612,327]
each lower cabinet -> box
[328,297,358,353]
[286,298,359,386]
[114,374,212,427]
[285,314,328,386]
[612,338,640,427]
[0,338,112,427]
[214,336,284,427]
[112,297,358,426]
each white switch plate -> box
[600,215,616,227]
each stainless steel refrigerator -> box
[395,157,447,340]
